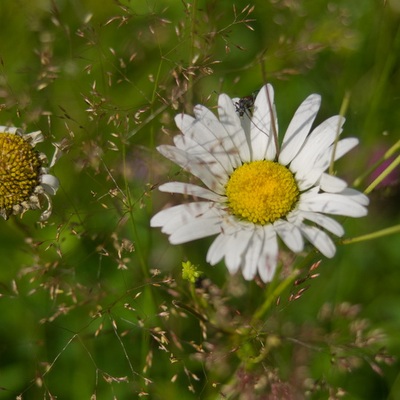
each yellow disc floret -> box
[225,160,299,225]
[0,133,41,213]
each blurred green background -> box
[0,0,399,398]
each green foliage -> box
[0,0,399,398]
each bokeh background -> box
[0,0,399,398]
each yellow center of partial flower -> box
[0,133,41,211]
[225,160,299,225]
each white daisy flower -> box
[151,85,369,282]
[0,125,60,221]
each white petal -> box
[279,94,321,165]
[299,191,368,217]
[169,214,223,244]
[207,233,229,265]
[40,174,59,195]
[218,94,251,164]
[273,219,304,252]
[250,84,277,161]
[39,191,54,221]
[25,130,44,145]
[49,142,63,168]
[327,137,359,163]
[1,126,44,145]
[151,203,192,229]
[158,182,224,202]
[234,99,253,143]
[0,126,20,134]
[157,144,226,194]
[290,116,344,175]
[39,208,53,222]
[312,137,359,172]
[173,134,231,176]
[339,188,370,206]
[242,229,263,280]
[319,174,348,193]
[300,224,336,258]
[175,113,236,172]
[225,228,255,275]
[151,202,218,233]
[258,225,279,282]
[292,210,345,236]
[295,168,325,191]
[192,105,239,169]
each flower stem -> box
[364,154,400,194]
[342,224,400,244]
[353,139,400,188]
[329,91,350,175]
[251,269,300,323]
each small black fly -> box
[234,91,259,117]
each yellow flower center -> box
[0,133,41,212]
[225,160,299,225]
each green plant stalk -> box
[342,225,400,244]
[354,139,400,188]
[329,91,351,175]
[251,269,300,324]
[364,154,400,194]
[121,139,157,378]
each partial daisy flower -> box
[0,125,60,221]
[151,85,369,282]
